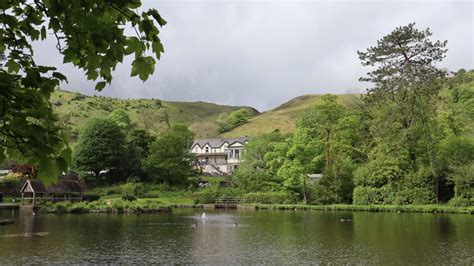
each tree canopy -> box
[142,125,195,185]
[73,118,127,180]
[0,0,165,181]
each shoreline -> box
[236,204,474,214]
[7,201,472,215]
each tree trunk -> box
[93,170,100,179]
[435,175,440,204]
[302,175,307,204]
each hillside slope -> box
[221,94,361,137]
[51,90,257,140]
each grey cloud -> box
[33,0,473,111]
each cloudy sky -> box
[34,0,473,111]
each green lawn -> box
[99,194,194,205]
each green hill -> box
[51,89,257,140]
[51,90,360,141]
[221,94,361,137]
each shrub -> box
[390,187,433,205]
[118,182,147,197]
[242,192,297,204]
[353,187,384,205]
[133,183,146,197]
[72,93,86,101]
[353,186,434,205]
[112,199,127,211]
[54,201,72,213]
[122,194,137,201]
[193,187,220,204]
[449,196,473,207]
[68,201,89,213]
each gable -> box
[20,181,33,193]
[229,142,244,147]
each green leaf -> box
[131,57,155,81]
[147,9,167,26]
[63,49,76,63]
[5,60,21,73]
[125,37,140,55]
[152,41,164,59]
[52,72,68,82]
[95,81,107,91]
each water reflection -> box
[0,209,472,264]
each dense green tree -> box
[73,118,126,179]
[0,0,165,181]
[356,23,448,204]
[437,136,474,204]
[230,108,254,127]
[277,95,363,203]
[234,131,286,192]
[217,108,255,133]
[217,113,233,133]
[127,128,154,157]
[118,128,155,182]
[277,130,316,203]
[142,125,195,185]
[108,109,131,131]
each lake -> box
[0,209,473,264]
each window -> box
[235,149,240,159]
[205,147,210,153]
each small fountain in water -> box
[201,212,207,219]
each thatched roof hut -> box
[48,180,84,202]
[48,180,83,194]
[20,179,47,194]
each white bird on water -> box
[201,212,207,219]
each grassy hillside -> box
[221,94,361,137]
[51,90,256,140]
[51,90,360,141]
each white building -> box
[191,137,250,175]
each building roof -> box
[192,137,250,149]
[48,180,84,194]
[20,179,47,194]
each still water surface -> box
[0,209,473,264]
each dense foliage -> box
[73,118,127,179]
[142,125,195,185]
[2,19,472,208]
[217,108,256,133]
[234,24,473,206]
[0,0,165,182]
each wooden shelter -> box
[48,180,84,202]
[20,179,48,206]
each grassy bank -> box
[241,204,474,214]
[36,200,474,214]
[39,199,172,214]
